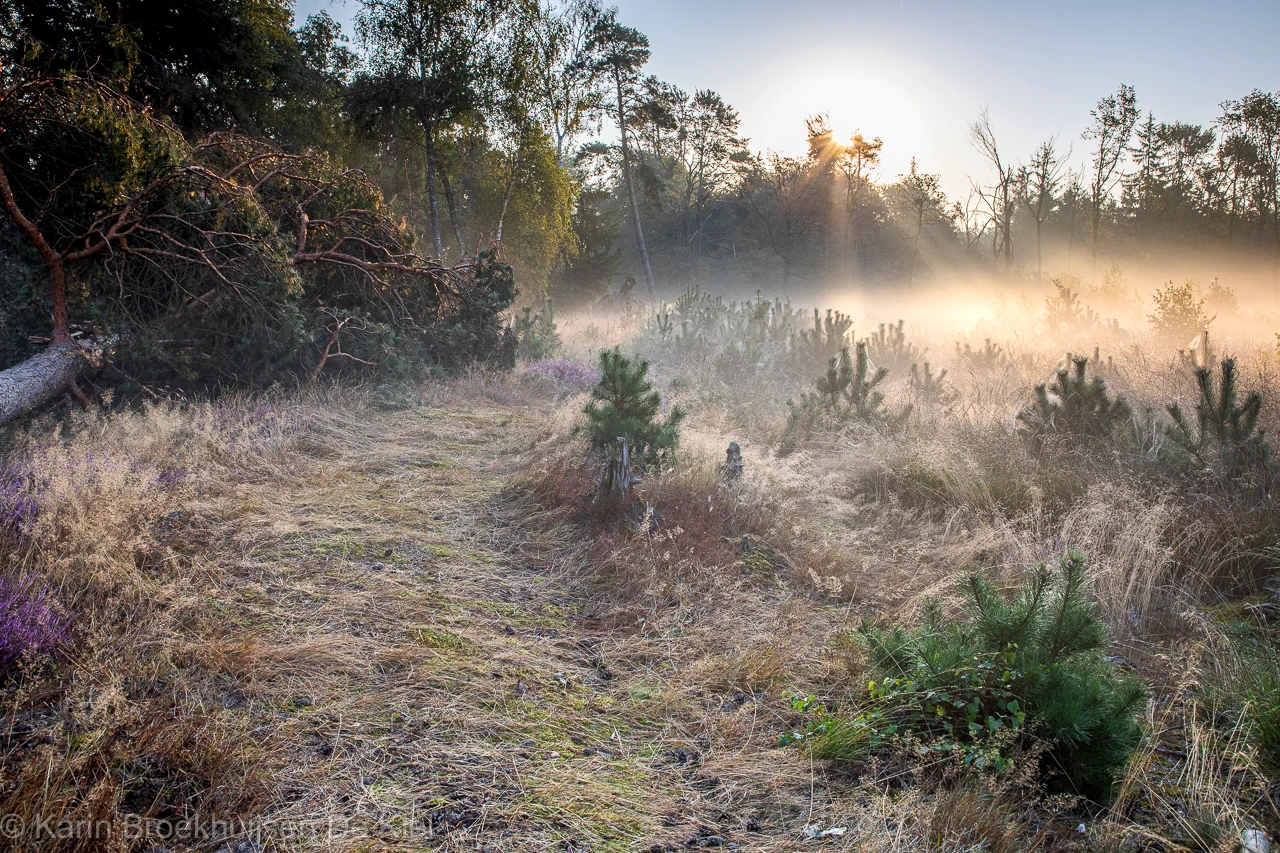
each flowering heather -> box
[0,574,70,672]
[522,359,599,393]
[0,468,38,539]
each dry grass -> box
[3,279,1280,851]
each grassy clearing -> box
[4,280,1280,851]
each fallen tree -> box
[0,71,516,426]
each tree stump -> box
[601,436,641,502]
[722,441,744,480]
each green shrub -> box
[1202,615,1280,775]
[1018,357,1131,449]
[782,551,1147,801]
[955,338,1008,373]
[1166,358,1270,497]
[867,319,924,374]
[578,348,684,468]
[1149,279,1213,345]
[1043,281,1099,334]
[910,361,957,405]
[784,343,910,446]
[513,299,562,362]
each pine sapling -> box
[909,361,957,405]
[793,308,853,370]
[514,299,562,361]
[956,338,1007,373]
[1018,357,1131,447]
[1167,358,1270,491]
[867,319,924,373]
[579,348,685,468]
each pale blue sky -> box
[296,0,1280,198]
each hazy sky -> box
[297,0,1280,198]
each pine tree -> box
[909,361,957,405]
[804,551,1147,801]
[514,299,562,361]
[580,348,684,467]
[793,308,852,370]
[1018,357,1131,447]
[816,342,894,421]
[866,319,924,374]
[1167,358,1270,491]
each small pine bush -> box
[1167,358,1270,495]
[1018,357,1131,448]
[867,320,924,374]
[910,361,957,405]
[579,348,685,468]
[513,299,562,361]
[956,338,1007,373]
[1043,281,1098,334]
[793,308,853,370]
[783,342,909,445]
[782,551,1147,801]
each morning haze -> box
[2,0,1280,849]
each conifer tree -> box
[580,348,684,467]
[1018,357,1131,447]
[1167,358,1270,490]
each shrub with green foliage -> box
[513,299,562,362]
[1149,279,1214,345]
[579,349,684,468]
[1043,281,1099,334]
[782,551,1147,801]
[1018,357,1131,448]
[910,361,957,405]
[1202,614,1280,776]
[1166,358,1270,496]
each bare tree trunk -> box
[436,150,467,257]
[617,76,656,301]
[422,127,445,259]
[496,149,519,244]
[0,342,91,426]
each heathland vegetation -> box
[2,0,1280,850]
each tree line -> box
[2,0,1279,401]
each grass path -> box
[192,396,836,852]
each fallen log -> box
[0,341,93,427]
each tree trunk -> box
[436,153,467,257]
[0,342,90,427]
[617,76,657,301]
[496,149,520,244]
[423,126,445,259]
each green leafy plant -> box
[1018,357,1132,448]
[1149,279,1214,345]
[782,551,1147,801]
[1166,358,1270,493]
[513,299,562,361]
[578,348,685,468]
